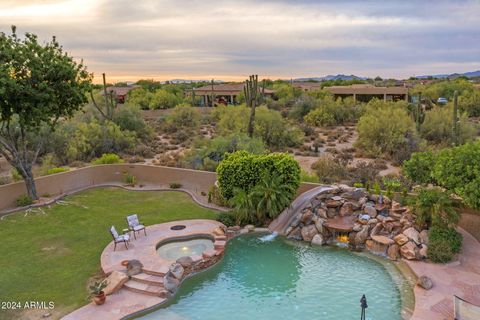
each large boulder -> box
[126,259,143,277]
[419,245,428,259]
[287,227,303,240]
[316,208,328,219]
[213,227,225,236]
[176,256,194,268]
[354,225,370,246]
[387,244,400,261]
[301,209,314,224]
[311,234,325,246]
[364,206,377,218]
[400,241,417,260]
[104,271,129,295]
[314,218,325,234]
[403,227,420,244]
[301,224,318,242]
[339,202,354,216]
[394,234,409,246]
[163,271,180,292]
[169,263,185,280]
[371,235,394,246]
[419,230,429,245]
[417,276,433,290]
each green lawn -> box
[0,187,218,318]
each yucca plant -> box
[250,175,294,222]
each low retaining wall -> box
[459,210,480,243]
[0,165,217,212]
[0,165,323,213]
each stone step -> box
[214,235,227,241]
[124,280,169,298]
[131,273,164,287]
[142,264,169,277]
[214,240,226,249]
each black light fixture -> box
[360,294,368,320]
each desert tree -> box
[0,26,91,200]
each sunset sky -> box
[1,0,479,83]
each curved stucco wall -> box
[0,165,322,212]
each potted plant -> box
[89,280,108,305]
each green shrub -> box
[123,172,136,185]
[311,156,348,184]
[92,153,123,165]
[216,211,236,227]
[148,89,182,109]
[45,167,69,175]
[16,194,33,207]
[428,237,454,263]
[355,99,420,163]
[414,187,459,228]
[184,133,266,171]
[216,151,300,202]
[403,151,436,184]
[420,106,475,145]
[169,182,182,189]
[304,96,361,127]
[432,141,480,209]
[11,169,22,182]
[300,170,320,183]
[164,104,200,132]
[429,226,463,253]
[428,226,463,263]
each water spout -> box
[259,231,278,242]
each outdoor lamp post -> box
[360,294,368,320]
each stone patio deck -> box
[63,219,224,320]
[406,228,480,320]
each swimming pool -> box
[140,233,411,320]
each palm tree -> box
[251,175,294,222]
[415,187,459,229]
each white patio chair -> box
[126,214,147,240]
[110,226,130,251]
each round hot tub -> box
[157,236,214,261]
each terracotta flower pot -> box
[93,291,106,305]
[121,260,129,267]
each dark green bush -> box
[429,226,463,254]
[92,153,123,165]
[402,151,436,184]
[169,182,182,189]
[16,194,33,207]
[216,211,236,227]
[216,151,300,201]
[432,141,480,209]
[428,236,454,263]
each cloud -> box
[0,0,479,82]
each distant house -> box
[103,86,139,104]
[292,82,322,92]
[188,83,274,106]
[324,84,409,102]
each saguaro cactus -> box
[210,79,216,107]
[91,73,117,120]
[452,90,460,146]
[245,75,259,138]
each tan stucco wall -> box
[0,165,218,211]
[0,165,321,212]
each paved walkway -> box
[406,228,480,320]
[63,219,224,320]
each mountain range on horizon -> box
[295,70,480,82]
[140,70,480,85]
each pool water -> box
[157,238,214,261]
[141,233,408,320]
